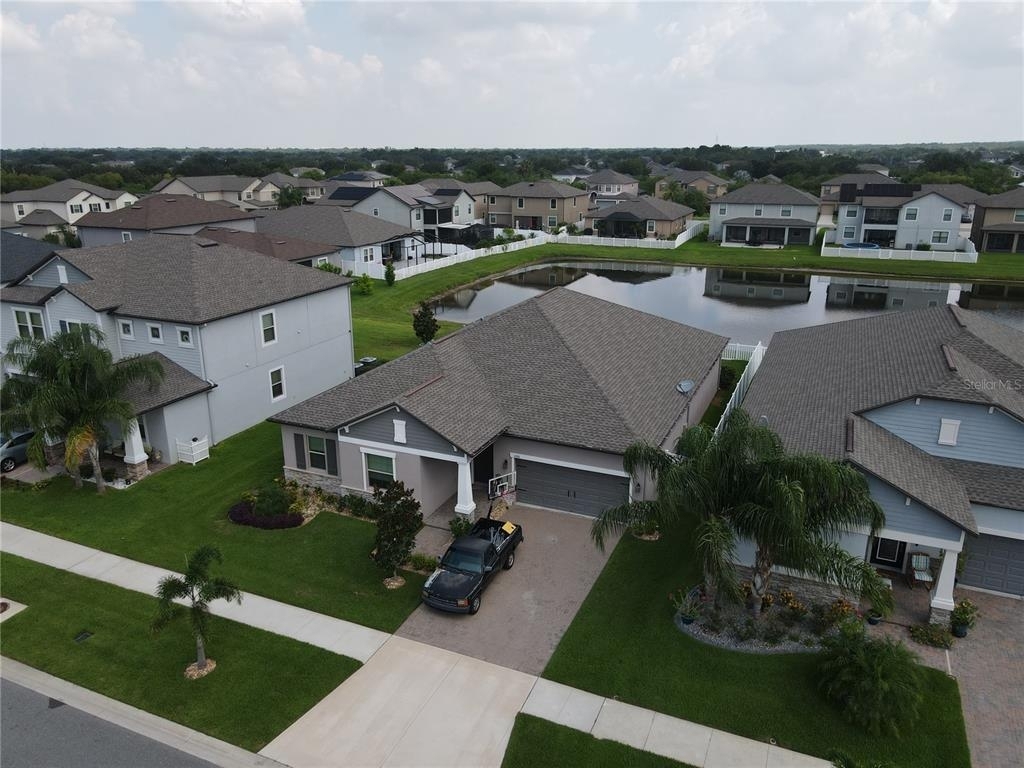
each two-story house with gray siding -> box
[271,288,727,522]
[1,235,353,476]
[709,183,820,245]
[831,184,968,250]
[76,195,258,247]
[316,184,476,243]
[1,179,138,238]
[741,306,1024,618]
[970,187,1024,253]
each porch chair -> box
[907,552,934,591]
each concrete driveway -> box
[397,504,617,675]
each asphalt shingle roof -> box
[499,180,584,199]
[256,206,414,247]
[719,217,816,227]
[977,187,1024,208]
[55,235,349,324]
[123,353,213,415]
[151,175,257,193]
[586,169,638,185]
[649,165,729,187]
[1,232,56,283]
[16,210,68,226]
[939,459,1024,511]
[821,172,893,187]
[588,198,695,222]
[272,288,727,455]
[718,183,820,206]
[75,195,257,230]
[0,284,59,306]
[3,179,128,203]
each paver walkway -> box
[2,522,830,768]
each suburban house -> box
[488,181,589,230]
[75,195,258,247]
[830,183,969,250]
[0,232,55,287]
[0,210,69,240]
[818,171,894,218]
[419,178,502,223]
[552,166,593,184]
[741,306,1024,616]
[970,187,1024,254]
[585,198,694,238]
[330,170,391,188]
[196,227,341,268]
[256,205,422,265]
[584,169,640,208]
[260,172,328,202]
[0,235,354,476]
[1007,164,1024,180]
[709,183,820,245]
[650,164,729,199]
[271,288,727,519]
[151,175,273,210]
[316,184,476,243]
[0,180,138,238]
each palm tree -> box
[1,326,163,493]
[592,409,892,615]
[152,546,242,672]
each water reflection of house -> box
[825,278,950,310]
[957,282,1024,311]
[505,263,674,288]
[703,269,811,303]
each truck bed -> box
[469,517,522,554]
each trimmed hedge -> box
[228,501,303,530]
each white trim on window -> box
[393,419,407,444]
[904,207,918,221]
[646,219,656,233]
[489,214,497,224]
[260,310,277,346]
[15,204,25,216]
[780,206,792,217]
[314,256,329,266]
[13,308,45,340]
[121,231,132,242]
[937,418,960,446]
[517,198,524,209]
[70,204,83,214]
[147,323,164,344]
[941,208,953,222]
[846,207,857,218]
[843,226,856,239]
[1013,209,1024,223]
[176,327,194,348]
[718,204,727,215]
[360,447,396,490]
[414,209,422,221]
[306,434,328,472]
[931,230,950,244]
[59,320,84,334]
[547,215,557,227]
[88,203,102,213]
[119,319,135,340]
[372,207,379,217]
[56,264,68,284]
[269,366,286,402]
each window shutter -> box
[293,434,306,469]
[326,439,338,477]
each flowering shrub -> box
[228,500,303,529]
[779,590,809,618]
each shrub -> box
[449,516,473,537]
[915,242,931,251]
[101,468,116,483]
[0,476,34,491]
[909,623,954,649]
[316,262,343,275]
[950,599,979,629]
[384,261,396,286]
[355,274,374,295]
[408,553,439,572]
[828,749,900,768]
[228,500,303,529]
[719,365,738,390]
[669,588,702,619]
[253,483,292,518]
[763,617,787,646]
[818,620,923,736]
[339,493,377,519]
[692,228,709,242]
[412,302,439,344]
[78,463,94,479]
[372,481,422,578]
[734,617,758,642]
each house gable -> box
[23,255,90,287]
[341,407,466,459]
[863,472,965,545]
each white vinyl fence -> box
[821,241,978,264]
[352,236,551,280]
[177,436,210,465]
[715,342,767,435]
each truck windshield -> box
[441,549,483,574]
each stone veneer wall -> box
[736,566,855,607]
[284,467,369,500]
[928,606,952,625]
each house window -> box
[843,226,856,239]
[467,203,472,216]
[122,201,132,208]
[931,231,950,244]
[362,248,373,262]
[56,265,68,284]
[489,214,497,224]
[372,208,379,217]
[314,256,329,266]
[707,185,717,194]
[454,205,460,217]
[365,452,395,488]
[14,310,45,339]
[489,196,496,205]
[393,420,406,444]
[780,206,792,217]
[891,298,905,307]
[15,204,24,216]
[937,418,960,446]
[307,435,327,470]
[121,232,132,242]
[177,327,194,347]
[119,320,134,340]
[414,209,421,221]
[70,204,83,214]
[147,323,164,344]
[647,220,656,233]
[718,205,727,215]
[89,203,102,212]
[846,207,857,217]
[517,198,524,209]
[245,191,252,199]
[549,198,557,209]
[269,367,286,401]
[754,206,763,217]
[59,320,84,334]
[237,193,242,201]
[578,212,584,222]
[1013,210,1024,223]
[942,208,953,222]
[905,207,918,221]
[104,202,110,210]
[260,311,277,345]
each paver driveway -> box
[397,504,616,675]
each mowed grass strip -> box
[0,421,424,632]
[542,525,971,768]
[0,553,360,752]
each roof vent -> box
[676,379,695,394]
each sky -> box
[1,0,1022,149]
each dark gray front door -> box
[515,459,629,517]
[960,535,1024,596]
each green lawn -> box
[0,554,359,751]
[700,359,747,429]
[353,242,1023,360]
[542,524,970,768]
[0,422,424,632]
[501,714,691,768]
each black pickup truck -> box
[421,513,524,615]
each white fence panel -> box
[820,245,978,264]
[675,220,708,246]
[555,235,677,249]
[177,436,210,465]
[715,342,767,436]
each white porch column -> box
[929,550,958,623]
[454,459,476,519]
[123,418,148,465]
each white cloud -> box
[1,12,42,53]
[50,10,143,60]
[413,57,452,87]
[178,0,305,38]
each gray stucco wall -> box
[342,408,463,457]
[709,202,819,239]
[43,291,99,335]
[864,473,963,544]
[115,318,203,376]
[79,219,257,247]
[661,359,721,451]
[159,394,213,462]
[895,194,963,250]
[352,192,421,232]
[864,398,1024,468]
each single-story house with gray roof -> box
[585,198,695,238]
[272,287,728,519]
[740,305,1024,614]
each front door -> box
[473,444,494,484]
[869,537,907,571]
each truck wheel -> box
[503,551,515,570]
[469,595,481,615]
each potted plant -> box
[670,589,703,625]
[950,599,978,638]
[866,608,883,626]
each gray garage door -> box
[960,534,1024,596]
[515,459,629,517]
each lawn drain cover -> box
[73,630,93,643]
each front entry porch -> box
[868,534,959,624]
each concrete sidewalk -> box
[0,522,388,663]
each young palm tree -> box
[1,326,163,493]
[152,546,242,672]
